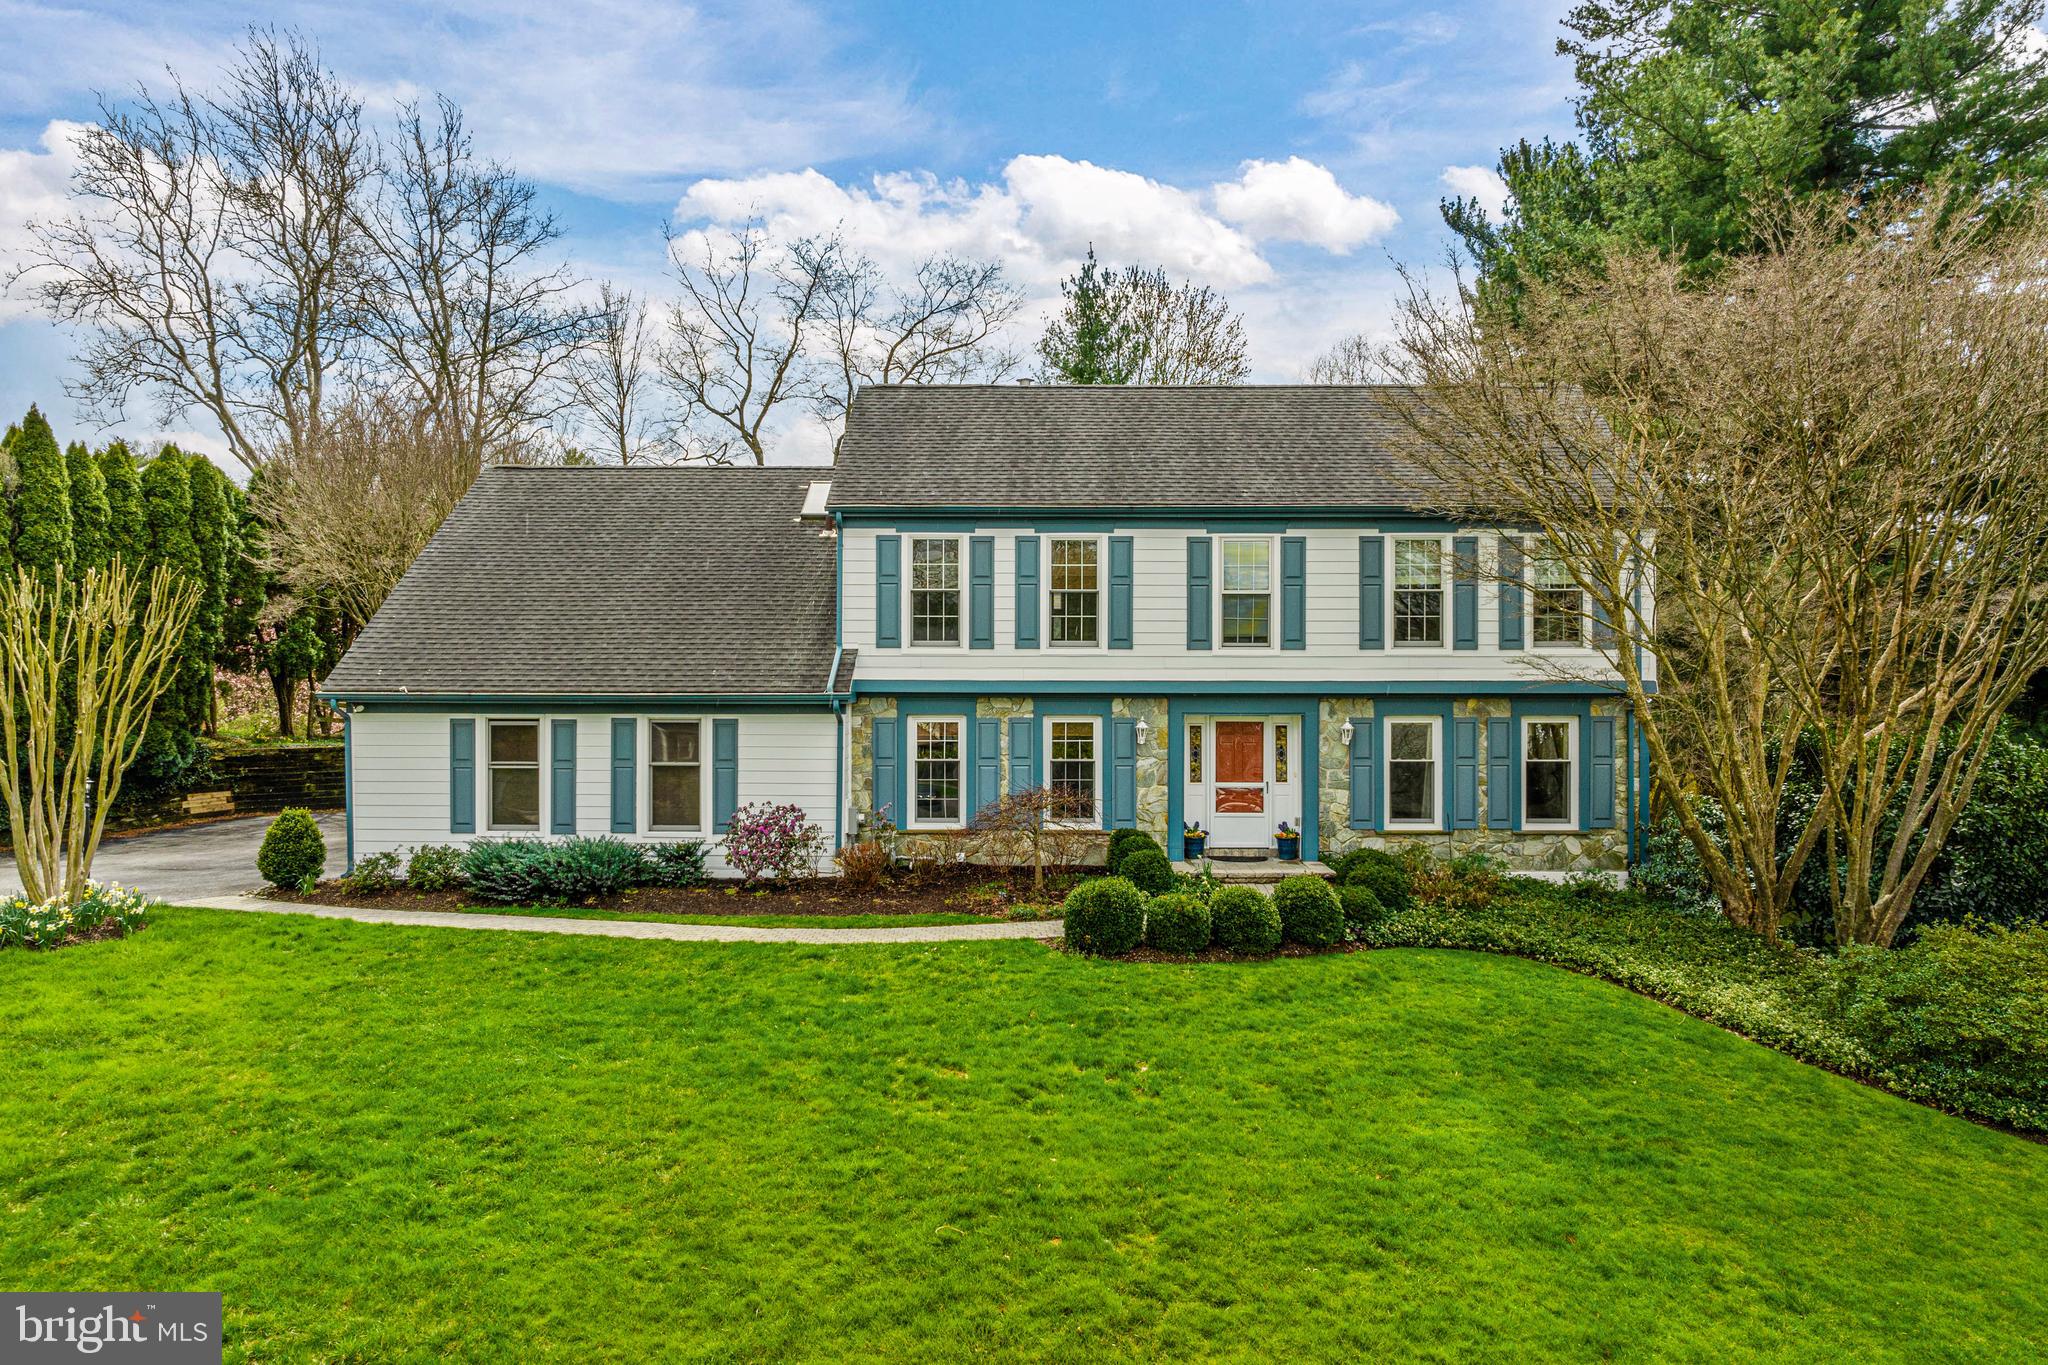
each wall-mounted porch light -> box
[1339,719,1355,746]
[1134,719,1152,747]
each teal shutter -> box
[550,719,576,835]
[1587,715,1616,829]
[712,718,739,833]
[1498,537,1525,650]
[609,718,636,833]
[1486,716,1514,828]
[1452,717,1479,829]
[1008,715,1037,793]
[875,535,901,648]
[1452,535,1479,650]
[1359,536,1384,649]
[1014,536,1040,649]
[449,719,475,834]
[1108,536,1134,649]
[1280,536,1306,650]
[972,717,1001,818]
[969,536,994,649]
[871,716,901,827]
[1347,717,1377,829]
[1109,717,1137,829]
[1186,536,1213,649]
[1592,595,1617,649]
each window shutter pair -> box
[973,717,1002,816]
[1189,535,1304,648]
[1452,536,1480,651]
[606,718,737,836]
[1347,717,1377,829]
[1109,717,1138,830]
[1487,717,1515,828]
[1451,717,1479,829]
[870,716,902,828]
[550,720,577,834]
[1008,716,1037,791]
[1498,537,1525,651]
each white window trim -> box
[1042,534,1106,650]
[906,716,967,830]
[645,716,709,835]
[1042,715,1103,826]
[1216,534,1280,651]
[1520,714,1579,831]
[1528,542,1588,650]
[906,534,968,650]
[1388,533,1452,651]
[1383,715,1442,832]
[486,717,544,833]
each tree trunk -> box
[270,669,296,739]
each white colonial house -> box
[324,385,1653,875]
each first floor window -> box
[1533,549,1584,646]
[1386,719,1437,828]
[650,720,704,830]
[1523,718,1575,827]
[910,537,962,645]
[1393,538,1444,646]
[1220,538,1272,646]
[1047,718,1100,822]
[488,720,540,830]
[1048,538,1100,645]
[913,718,963,826]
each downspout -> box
[831,508,846,851]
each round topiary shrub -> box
[1063,876,1145,956]
[1118,847,1176,895]
[1108,828,1164,875]
[1209,885,1282,955]
[1339,883,1386,934]
[256,807,326,890]
[1340,850,1414,914]
[1144,892,1211,954]
[1273,874,1343,948]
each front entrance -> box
[1187,716,1303,853]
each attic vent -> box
[799,480,832,519]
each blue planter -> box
[1183,835,1207,860]
[1275,834,1301,861]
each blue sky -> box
[0,0,1581,464]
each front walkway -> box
[202,894,1063,944]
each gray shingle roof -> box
[831,384,1454,509]
[324,466,839,699]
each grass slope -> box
[1,908,2043,1362]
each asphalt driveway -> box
[1,812,345,904]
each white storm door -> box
[1209,719,1269,848]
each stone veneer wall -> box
[1317,697,1630,873]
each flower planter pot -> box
[1183,835,1207,860]
[1274,834,1301,861]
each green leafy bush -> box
[1144,892,1211,954]
[549,837,648,901]
[1108,828,1164,875]
[1631,807,1720,914]
[645,840,709,888]
[1118,847,1176,895]
[1209,885,1282,956]
[1336,848,1414,913]
[1273,875,1342,948]
[405,844,466,892]
[459,840,557,904]
[1338,884,1386,934]
[1407,848,1505,910]
[339,850,403,896]
[1062,877,1145,956]
[256,808,326,890]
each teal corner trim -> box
[343,711,354,873]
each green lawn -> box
[2,909,2043,1362]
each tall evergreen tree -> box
[97,440,145,560]
[10,407,74,580]
[64,440,111,571]
[186,456,234,734]
[139,446,204,736]
[0,425,16,579]
[1037,248,1138,384]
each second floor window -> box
[1048,538,1099,645]
[1221,538,1272,646]
[1393,538,1444,646]
[910,538,961,645]
[1532,550,1584,646]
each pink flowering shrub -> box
[724,801,826,885]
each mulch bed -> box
[274,864,1079,919]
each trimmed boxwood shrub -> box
[1273,874,1342,948]
[256,808,325,890]
[645,840,709,888]
[1210,885,1282,956]
[549,837,648,901]
[1118,847,1176,895]
[1339,883,1387,934]
[1144,892,1211,954]
[459,840,557,903]
[1108,828,1164,875]
[1338,849,1414,914]
[1063,876,1145,956]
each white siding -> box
[845,525,1653,687]
[349,709,840,877]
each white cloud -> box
[1439,164,1510,219]
[0,121,87,322]
[1212,157,1398,253]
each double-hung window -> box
[910,537,962,646]
[649,719,704,831]
[1522,717,1576,828]
[488,720,541,831]
[1220,538,1273,647]
[1046,717,1101,822]
[1385,718,1439,829]
[1532,548,1585,647]
[1048,538,1100,646]
[911,718,964,827]
[1392,537,1445,646]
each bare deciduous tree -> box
[1305,333,1376,384]
[561,281,666,464]
[1036,257,1250,386]
[1382,190,2048,945]
[970,786,1102,898]
[0,561,199,902]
